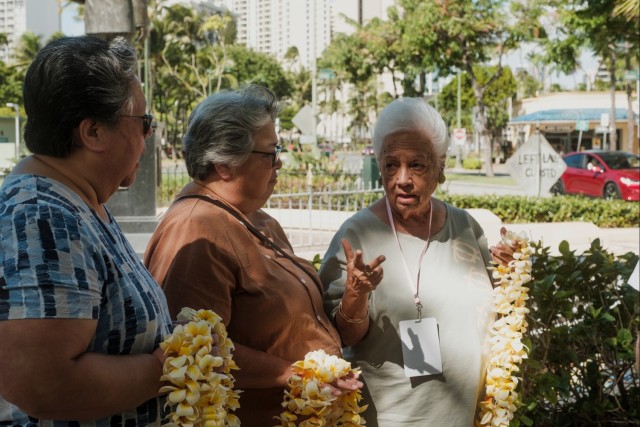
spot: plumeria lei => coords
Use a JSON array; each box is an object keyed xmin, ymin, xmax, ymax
[
  {"xmin": 477, "ymin": 230, "xmax": 533, "ymax": 427},
  {"xmin": 276, "ymin": 349, "xmax": 367, "ymax": 426},
  {"xmin": 159, "ymin": 307, "xmax": 241, "ymax": 427}
]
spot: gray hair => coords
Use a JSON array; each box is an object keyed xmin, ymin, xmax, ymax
[
  {"xmin": 372, "ymin": 97, "xmax": 449, "ymax": 160},
  {"xmin": 183, "ymin": 84, "xmax": 280, "ymax": 180},
  {"xmin": 23, "ymin": 36, "xmax": 138, "ymax": 158}
]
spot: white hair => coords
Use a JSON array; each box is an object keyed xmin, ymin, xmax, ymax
[{"xmin": 372, "ymin": 97, "xmax": 449, "ymax": 160}]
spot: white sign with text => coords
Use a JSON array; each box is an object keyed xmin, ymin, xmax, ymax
[{"xmin": 506, "ymin": 133, "xmax": 567, "ymax": 196}]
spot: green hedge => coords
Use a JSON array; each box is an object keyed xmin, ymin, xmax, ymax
[
  {"xmin": 437, "ymin": 193, "xmax": 639, "ymax": 228},
  {"xmin": 516, "ymin": 241, "xmax": 639, "ymax": 426}
]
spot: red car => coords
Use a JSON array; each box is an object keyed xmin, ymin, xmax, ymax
[{"xmin": 551, "ymin": 150, "xmax": 640, "ymax": 201}]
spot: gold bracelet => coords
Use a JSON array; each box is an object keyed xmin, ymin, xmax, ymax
[{"xmin": 338, "ymin": 301, "xmax": 369, "ymax": 324}]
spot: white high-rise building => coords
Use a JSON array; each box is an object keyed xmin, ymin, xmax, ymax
[
  {"xmin": 233, "ymin": 0, "xmax": 331, "ymax": 69},
  {"xmin": 0, "ymin": 0, "xmax": 60, "ymax": 63}
]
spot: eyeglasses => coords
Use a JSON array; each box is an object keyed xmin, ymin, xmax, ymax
[
  {"xmin": 120, "ymin": 114, "xmax": 154, "ymax": 138},
  {"xmin": 251, "ymin": 144, "xmax": 282, "ymax": 167}
]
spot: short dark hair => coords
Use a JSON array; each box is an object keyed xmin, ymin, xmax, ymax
[
  {"xmin": 23, "ymin": 36, "xmax": 138, "ymax": 157},
  {"xmin": 183, "ymin": 84, "xmax": 280, "ymax": 180}
]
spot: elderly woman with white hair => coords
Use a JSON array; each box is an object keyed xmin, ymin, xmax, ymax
[{"xmin": 319, "ymin": 97, "xmax": 496, "ymax": 426}]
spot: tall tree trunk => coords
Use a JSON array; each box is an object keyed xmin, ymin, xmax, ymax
[
  {"xmin": 391, "ymin": 70, "xmax": 398, "ymax": 98},
  {"xmin": 608, "ymin": 52, "xmax": 618, "ymax": 151},
  {"xmin": 625, "ymin": 48, "xmax": 635, "ymax": 153},
  {"xmin": 419, "ymin": 71, "xmax": 426, "ymax": 97},
  {"xmin": 472, "ymin": 80, "xmax": 494, "ymax": 177}
]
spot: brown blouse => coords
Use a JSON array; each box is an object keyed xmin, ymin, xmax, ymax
[{"xmin": 144, "ymin": 182, "xmax": 342, "ymax": 425}]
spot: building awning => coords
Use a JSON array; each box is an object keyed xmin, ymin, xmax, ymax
[{"xmin": 510, "ymin": 108, "xmax": 637, "ymax": 125}]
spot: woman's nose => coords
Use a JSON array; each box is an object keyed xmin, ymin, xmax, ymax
[{"xmin": 396, "ymin": 165, "xmax": 412, "ymax": 183}]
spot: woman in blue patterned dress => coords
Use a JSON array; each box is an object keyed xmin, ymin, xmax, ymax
[{"xmin": 0, "ymin": 36, "xmax": 173, "ymax": 426}]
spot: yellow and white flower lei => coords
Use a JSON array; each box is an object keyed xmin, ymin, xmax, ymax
[
  {"xmin": 477, "ymin": 231, "xmax": 533, "ymax": 427},
  {"xmin": 276, "ymin": 349, "xmax": 367, "ymax": 426},
  {"xmin": 160, "ymin": 307, "xmax": 241, "ymax": 427}
]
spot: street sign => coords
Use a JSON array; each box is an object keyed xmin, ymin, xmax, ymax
[
  {"xmin": 595, "ymin": 126, "xmax": 610, "ymax": 134},
  {"xmin": 575, "ymin": 120, "xmax": 589, "ymax": 132},
  {"xmin": 624, "ymin": 70, "xmax": 639, "ymax": 81},
  {"xmin": 292, "ymin": 105, "xmax": 316, "ymax": 135},
  {"xmin": 452, "ymin": 128, "xmax": 466, "ymax": 146},
  {"xmin": 506, "ymin": 133, "xmax": 566, "ymax": 197}
]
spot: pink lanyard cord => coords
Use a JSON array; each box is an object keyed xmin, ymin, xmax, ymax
[{"xmin": 385, "ymin": 196, "xmax": 433, "ymax": 320}]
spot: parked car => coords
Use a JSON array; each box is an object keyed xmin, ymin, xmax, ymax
[
  {"xmin": 361, "ymin": 145, "xmax": 375, "ymax": 156},
  {"xmin": 551, "ymin": 150, "xmax": 640, "ymax": 201}
]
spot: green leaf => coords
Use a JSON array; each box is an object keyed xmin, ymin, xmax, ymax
[
  {"xmin": 559, "ymin": 240, "xmax": 571, "ymax": 255},
  {"xmin": 520, "ymin": 415, "xmax": 534, "ymax": 426},
  {"xmin": 588, "ymin": 306, "xmax": 602, "ymax": 318},
  {"xmin": 617, "ymin": 328, "xmax": 633, "ymax": 347}
]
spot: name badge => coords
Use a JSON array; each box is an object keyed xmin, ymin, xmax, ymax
[{"xmin": 399, "ymin": 318, "xmax": 442, "ymax": 377}]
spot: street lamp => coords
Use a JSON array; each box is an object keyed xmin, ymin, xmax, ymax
[{"xmin": 5, "ymin": 103, "xmax": 19, "ymax": 160}]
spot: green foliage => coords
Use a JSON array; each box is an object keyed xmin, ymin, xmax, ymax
[
  {"xmin": 438, "ymin": 193, "xmax": 639, "ymax": 228},
  {"xmin": 319, "ymin": 31, "xmax": 378, "ymax": 139},
  {"xmin": 462, "ymin": 158, "xmax": 483, "ymax": 170},
  {"xmin": 224, "ymin": 45, "xmax": 292, "ymax": 97},
  {"xmin": 516, "ymin": 69, "xmax": 542, "ymax": 99},
  {"xmin": 0, "ymin": 61, "xmax": 22, "ymax": 107},
  {"xmin": 519, "ymin": 243, "xmax": 639, "ymax": 425},
  {"xmin": 11, "ymin": 31, "xmax": 43, "ymax": 76},
  {"xmin": 147, "ymin": 1, "xmax": 292, "ymax": 154},
  {"xmin": 438, "ymin": 66, "xmax": 517, "ymax": 136},
  {"xmin": 544, "ymin": 0, "xmax": 639, "ymax": 91}
]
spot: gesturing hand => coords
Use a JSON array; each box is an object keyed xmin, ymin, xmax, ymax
[{"xmin": 341, "ymin": 239, "xmax": 386, "ymax": 296}]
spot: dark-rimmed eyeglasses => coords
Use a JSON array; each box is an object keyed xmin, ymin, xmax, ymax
[
  {"xmin": 120, "ymin": 114, "xmax": 154, "ymax": 138},
  {"xmin": 251, "ymin": 144, "xmax": 282, "ymax": 167}
]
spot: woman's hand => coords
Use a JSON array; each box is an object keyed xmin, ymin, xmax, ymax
[
  {"xmin": 324, "ymin": 370, "xmax": 363, "ymax": 396},
  {"xmin": 490, "ymin": 227, "xmax": 515, "ymax": 266},
  {"xmin": 341, "ymin": 239, "xmax": 386, "ymax": 297}
]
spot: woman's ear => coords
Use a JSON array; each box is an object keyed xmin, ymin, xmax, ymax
[
  {"xmin": 76, "ymin": 118, "xmax": 107, "ymax": 153},
  {"xmin": 213, "ymin": 163, "xmax": 234, "ymax": 181}
]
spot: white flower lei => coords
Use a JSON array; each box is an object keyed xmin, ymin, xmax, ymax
[
  {"xmin": 159, "ymin": 307, "xmax": 241, "ymax": 427},
  {"xmin": 477, "ymin": 231, "xmax": 533, "ymax": 427},
  {"xmin": 276, "ymin": 349, "xmax": 367, "ymax": 426}
]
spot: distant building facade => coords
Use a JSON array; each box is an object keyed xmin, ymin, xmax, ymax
[
  {"xmin": 0, "ymin": 0, "xmax": 60, "ymax": 63},
  {"xmin": 232, "ymin": 0, "xmax": 332, "ymax": 69},
  {"xmin": 510, "ymin": 92, "xmax": 639, "ymax": 154}
]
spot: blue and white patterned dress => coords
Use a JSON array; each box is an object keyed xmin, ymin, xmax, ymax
[{"xmin": 0, "ymin": 175, "xmax": 173, "ymax": 426}]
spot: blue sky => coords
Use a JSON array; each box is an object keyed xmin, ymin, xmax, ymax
[{"xmin": 60, "ymin": 2, "xmax": 84, "ymax": 36}]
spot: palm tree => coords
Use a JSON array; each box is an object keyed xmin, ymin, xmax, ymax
[
  {"xmin": 613, "ymin": 0, "xmax": 639, "ymax": 20},
  {"xmin": 11, "ymin": 32, "xmax": 43, "ymax": 74}
]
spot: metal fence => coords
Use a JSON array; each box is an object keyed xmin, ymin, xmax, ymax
[
  {"xmin": 158, "ymin": 164, "xmax": 384, "ymax": 208},
  {"xmin": 158, "ymin": 164, "xmax": 385, "ymax": 254}
]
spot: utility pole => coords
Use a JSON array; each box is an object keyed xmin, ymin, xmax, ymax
[
  {"xmin": 456, "ymin": 69, "xmax": 462, "ymax": 128},
  {"xmin": 311, "ymin": 0, "xmax": 317, "ymax": 144},
  {"xmin": 455, "ymin": 69, "xmax": 462, "ymax": 168}
]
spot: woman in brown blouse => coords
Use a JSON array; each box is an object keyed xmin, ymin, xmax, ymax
[{"xmin": 144, "ymin": 84, "xmax": 385, "ymax": 425}]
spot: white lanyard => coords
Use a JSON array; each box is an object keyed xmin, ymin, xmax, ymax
[{"xmin": 385, "ymin": 196, "xmax": 433, "ymax": 320}]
